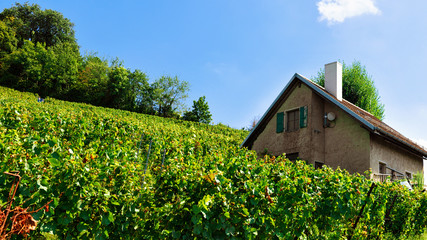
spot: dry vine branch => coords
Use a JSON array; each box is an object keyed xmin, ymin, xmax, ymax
[{"xmin": 0, "ymin": 172, "xmax": 54, "ymax": 239}]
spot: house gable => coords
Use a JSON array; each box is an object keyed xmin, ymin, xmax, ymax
[
  {"xmin": 250, "ymin": 81, "xmax": 313, "ymax": 158},
  {"xmin": 242, "ymin": 72, "xmax": 426, "ymax": 175},
  {"xmin": 241, "ymin": 74, "xmax": 375, "ymax": 149},
  {"xmin": 247, "ymin": 78, "xmax": 371, "ymax": 173},
  {"xmin": 242, "ymin": 73, "xmax": 427, "ymax": 157}
]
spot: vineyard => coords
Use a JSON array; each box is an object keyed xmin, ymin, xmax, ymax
[{"xmin": 0, "ymin": 86, "xmax": 426, "ymax": 239}]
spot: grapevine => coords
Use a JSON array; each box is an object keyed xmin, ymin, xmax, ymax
[{"xmin": 0, "ymin": 86, "xmax": 426, "ymax": 239}]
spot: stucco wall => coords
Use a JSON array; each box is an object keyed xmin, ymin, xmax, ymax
[
  {"xmin": 322, "ymin": 101, "xmax": 371, "ymax": 174},
  {"xmin": 370, "ymin": 134, "xmax": 423, "ymax": 176},
  {"xmin": 309, "ymin": 93, "xmax": 326, "ymax": 164},
  {"xmin": 251, "ymin": 83, "xmax": 313, "ymax": 161}
]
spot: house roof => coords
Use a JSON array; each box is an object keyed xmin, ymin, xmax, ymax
[{"xmin": 241, "ymin": 73, "xmax": 427, "ymax": 158}]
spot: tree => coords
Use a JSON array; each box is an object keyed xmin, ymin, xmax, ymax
[
  {"xmin": 183, "ymin": 96, "xmax": 212, "ymax": 124},
  {"xmin": 0, "ymin": 40, "xmax": 79, "ymax": 98},
  {"xmin": 132, "ymin": 70, "xmax": 155, "ymax": 115},
  {"xmin": 312, "ymin": 60, "xmax": 385, "ymax": 120},
  {"xmin": 0, "ymin": 3, "xmax": 80, "ymax": 99},
  {"xmin": 72, "ymin": 53, "xmax": 110, "ymax": 105},
  {"xmin": 152, "ymin": 76, "xmax": 189, "ymax": 118},
  {"xmin": 105, "ymin": 60, "xmax": 131, "ymax": 110},
  {"xmin": 45, "ymin": 41, "xmax": 80, "ymax": 98},
  {"xmin": 0, "ymin": 3, "xmax": 76, "ymax": 48},
  {"xmin": 0, "ymin": 20, "xmax": 17, "ymax": 58}
]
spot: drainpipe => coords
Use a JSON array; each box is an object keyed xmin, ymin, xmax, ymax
[
  {"xmin": 323, "ymin": 113, "xmax": 328, "ymax": 128},
  {"xmin": 323, "ymin": 103, "xmax": 327, "ymax": 166}
]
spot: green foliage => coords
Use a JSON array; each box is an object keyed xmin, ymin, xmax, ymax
[
  {"xmin": 0, "ymin": 86, "xmax": 426, "ymax": 239},
  {"xmin": 0, "ymin": 20, "xmax": 17, "ymax": 58},
  {"xmin": 72, "ymin": 53, "xmax": 110, "ymax": 105},
  {"xmin": 312, "ymin": 60, "xmax": 385, "ymax": 120},
  {"xmin": 0, "ymin": 3, "xmax": 76, "ymax": 47},
  {"xmin": 152, "ymin": 75, "xmax": 190, "ymax": 118},
  {"xmin": 0, "ymin": 40, "xmax": 79, "ymax": 98},
  {"xmin": 0, "ymin": 3, "xmax": 80, "ymax": 101},
  {"xmin": 133, "ymin": 70, "xmax": 156, "ymax": 115},
  {"xmin": 413, "ymin": 172, "xmax": 425, "ymax": 191},
  {"xmin": 105, "ymin": 61, "xmax": 131, "ymax": 110},
  {"xmin": 183, "ymin": 96, "xmax": 212, "ymax": 124}
]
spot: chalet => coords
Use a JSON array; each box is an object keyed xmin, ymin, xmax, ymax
[{"xmin": 242, "ymin": 62, "xmax": 427, "ymax": 181}]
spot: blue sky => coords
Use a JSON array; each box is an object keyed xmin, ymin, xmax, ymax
[{"xmin": 1, "ymin": 0, "xmax": 427, "ymax": 150}]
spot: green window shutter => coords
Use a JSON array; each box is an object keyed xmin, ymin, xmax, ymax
[
  {"xmin": 299, "ymin": 106, "xmax": 308, "ymax": 128},
  {"xmin": 276, "ymin": 112, "xmax": 284, "ymax": 133}
]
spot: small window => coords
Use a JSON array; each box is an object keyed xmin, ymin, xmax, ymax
[
  {"xmin": 315, "ymin": 161, "xmax": 324, "ymax": 169},
  {"xmin": 286, "ymin": 152, "xmax": 299, "ymax": 161},
  {"xmin": 406, "ymin": 171, "xmax": 412, "ymax": 179},
  {"xmin": 379, "ymin": 162, "xmax": 386, "ymax": 174},
  {"xmin": 286, "ymin": 109, "xmax": 300, "ymax": 132}
]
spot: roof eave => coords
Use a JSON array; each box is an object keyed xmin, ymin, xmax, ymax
[{"xmin": 374, "ymin": 127, "xmax": 427, "ymax": 157}]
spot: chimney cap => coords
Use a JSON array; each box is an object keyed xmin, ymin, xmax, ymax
[{"xmin": 325, "ymin": 61, "xmax": 342, "ymax": 66}]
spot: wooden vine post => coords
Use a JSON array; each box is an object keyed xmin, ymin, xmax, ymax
[{"xmin": 348, "ymin": 182, "xmax": 376, "ymax": 240}]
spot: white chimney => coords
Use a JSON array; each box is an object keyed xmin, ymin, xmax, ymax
[{"xmin": 324, "ymin": 61, "xmax": 342, "ymax": 101}]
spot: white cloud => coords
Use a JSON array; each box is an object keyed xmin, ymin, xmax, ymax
[{"xmin": 317, "ymin": 0, "xmax": 381, "ymax": 24}]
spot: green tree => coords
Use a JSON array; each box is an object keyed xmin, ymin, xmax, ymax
[
  {"xmin": 0, "ymin": 20, "xmax": 17, "ymax": 58},
  {"xmin": 127, "ymin": 69, "xmax": 151, "ymax": 113},
  {"xmin": 0, "ymin": 40, "xmax": 79, "ymax": 98},
  {"xmin": 105, "ymin": 60, "xmax": 131, "ymax": 110},
  {"xmin": 46, "ymin": 41, "xmax": 80, "ymax": 98},
  {"xmin": 0, "ymin": 3, "xmax": 80, "ymax": 99},
  {"xmin": 152, "ymin": 76, "xmax": 190, "ymax": 118},
  {"xmin": 72, "ymin": 53, "xmax": 110, "ymax": 105},
  {"xmin": 183, "ymin": 96, "xmax": 212, "ymax": 124},
  {"xmin": 132, "ymin": 70, "xmax": 155, "ymax": 115},
  {"xmin": 0, "ymin": 3, "xmax": 76, "ymax": 48},
  {"xmin": 312, "ymin": 60, "xmax": 385, "ymax": 120},
  {"xmin": 0, "ymin": 40, "xmax": 46, "ymax": 93},
  {"xmin": 103, "ymin": 59, "xmax": 152, "ymax": 112}
]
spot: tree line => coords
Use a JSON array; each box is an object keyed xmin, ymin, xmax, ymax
[{"xmin": 0, "ymin": 3, "xmax": 212, "ymax": 123}]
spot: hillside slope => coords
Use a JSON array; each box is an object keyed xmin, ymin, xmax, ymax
[
  {"xmin": 0, "ymin": 86, "xmax": 248, "ymax": 238},
  {"xmin": 0, "ymin": 86, "xmax": 426, "ymax": 239}
]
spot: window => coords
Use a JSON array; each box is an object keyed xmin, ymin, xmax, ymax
[
  {"xmin": 286, "ymin": 109, "xmax": 299, "ymax": 132},
  {"xmin": 315, "ymin": 161, "xmax": 324, "ymax": 169},
  {"xmin": 379, "ymin": 162, "xmax": 386, "ymax": 174},
  {"xmin": 286, "ymin": 152, "xmax": 299, "ymax": 161}
]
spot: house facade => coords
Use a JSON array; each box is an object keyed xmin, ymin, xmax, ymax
[{"xmin": 242, "ymin": 62, "xmax": 426, "ymax": 180}]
